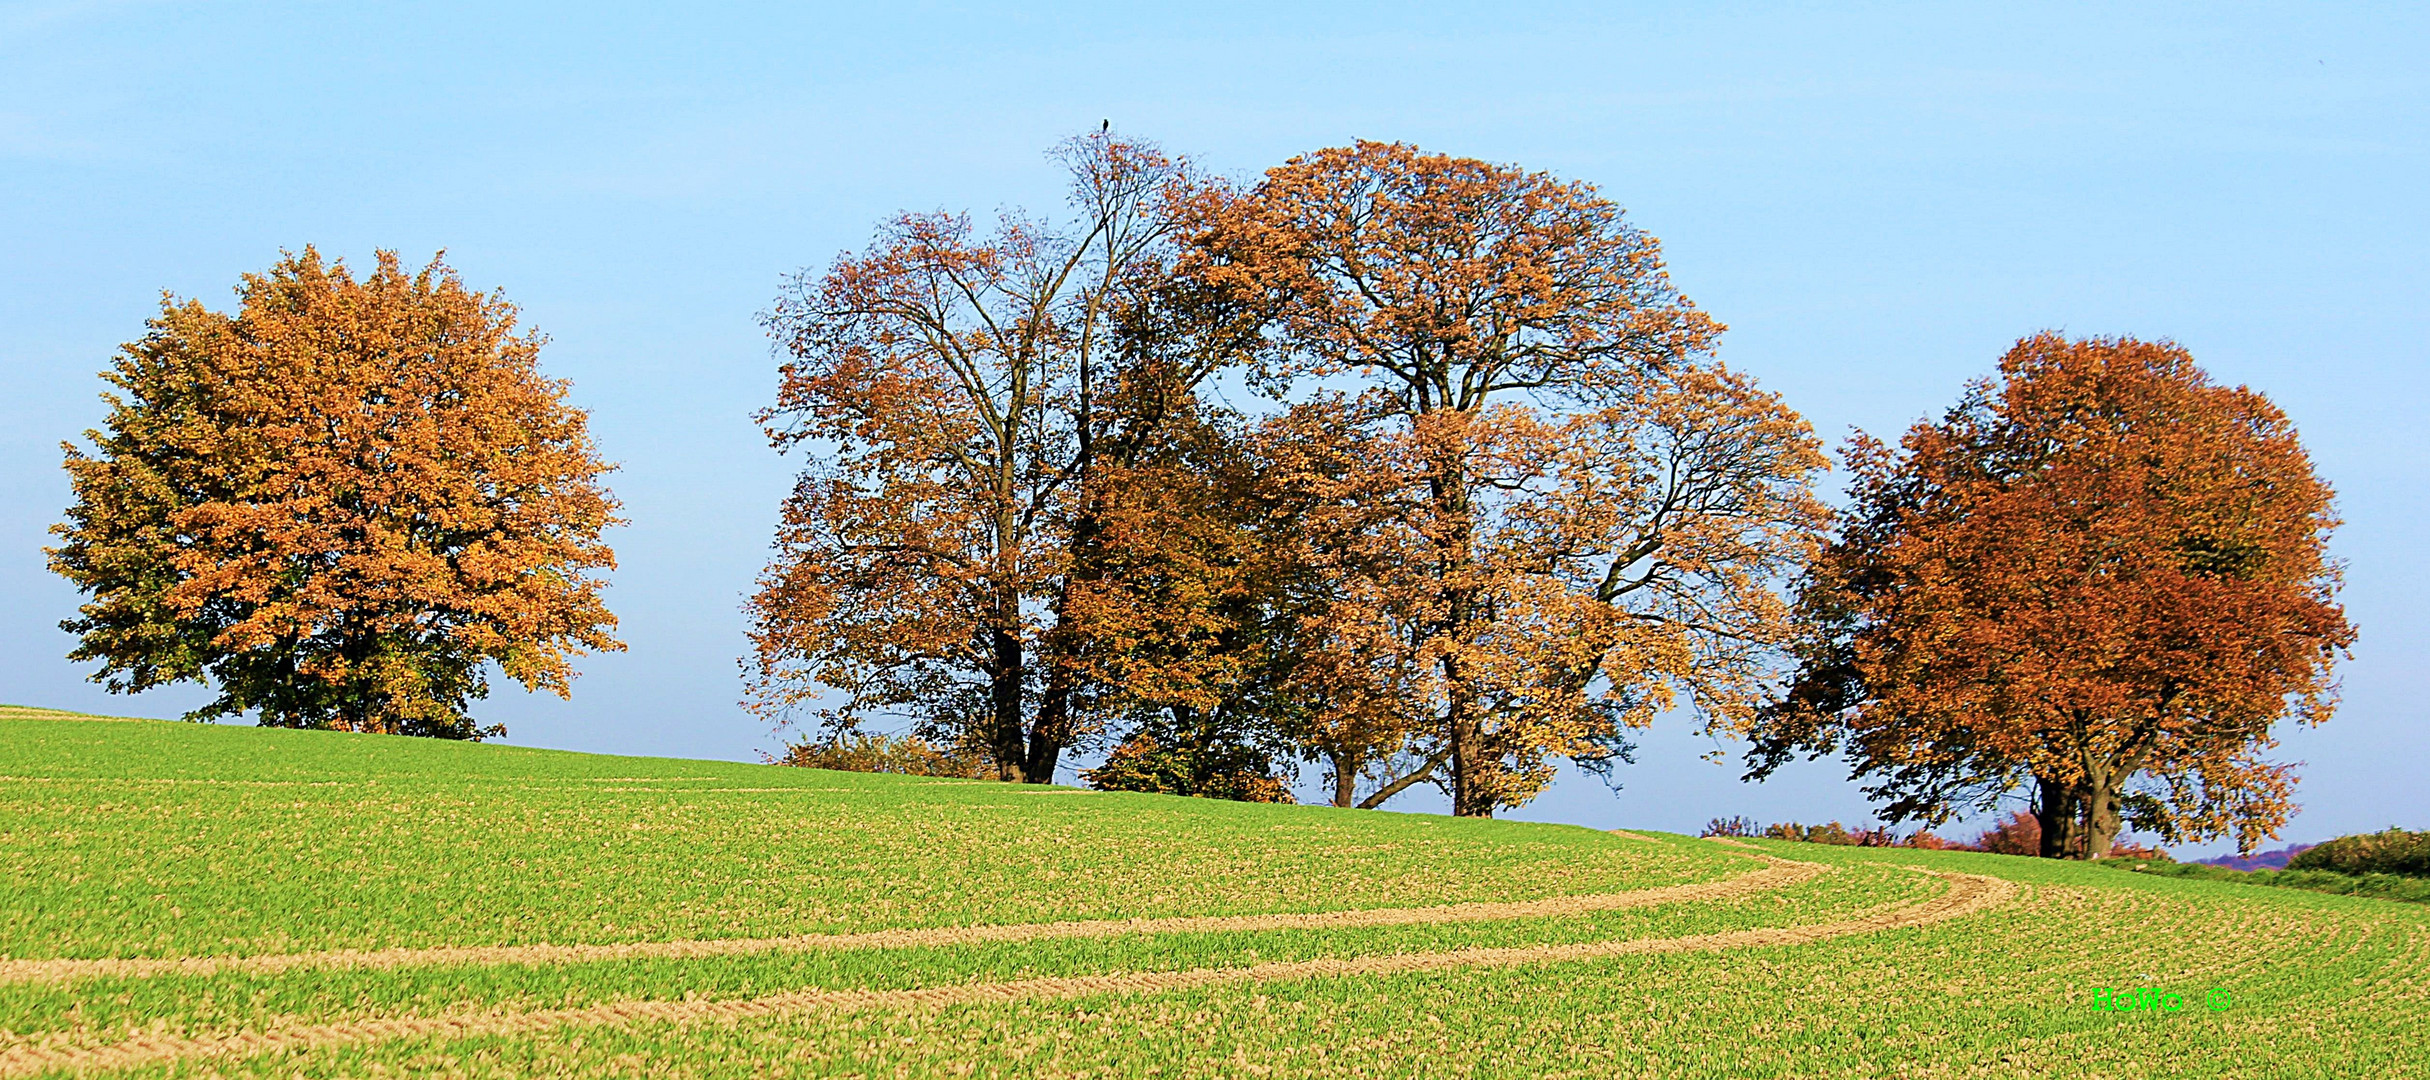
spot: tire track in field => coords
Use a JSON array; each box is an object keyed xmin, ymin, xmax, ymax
[
  {"xmin": 0, "ymin": 858, "xmax": 1813, "ymax": 987},
  {"xmin": 0, "ymin": 866, "xmax": 2011, "ymax": 1078}
]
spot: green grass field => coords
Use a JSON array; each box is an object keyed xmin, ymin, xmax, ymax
[{"xmin": 1, "ymin": 709, "xmax": 2421, "ymax": 1078}]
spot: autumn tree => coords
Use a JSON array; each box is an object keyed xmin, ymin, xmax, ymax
[
  {"xmin": 1056, "ymin": 395, "xmax": 1298, "ymax": 800},
  {"xmin": 746, "ymin": 133, "xmax": 1210, "ymax": 781},
  {"xmin": 1747, "ymin": 334, "xmax": 2354, "ymax": 857},
  {"xmin": 48, "ymin": 249, "xmax": 622, "ymax": 738},
  {"xmin": 1059, "ymin": 394, "xmax": 1436, "ymax": 808},
  {"xmin": 1041, "ymin": 173, "xmax": 1293, "ymax": 793},
  {"xmin": 1207, "ymin": 141, "xmax": 1828, "ymax": 815},
  {"xmin": 1254, "ymin": 399, "xmax": 1446, "ymax": 808}
]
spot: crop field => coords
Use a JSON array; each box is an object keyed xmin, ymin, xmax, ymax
[{"xmin": 2, "ymin": 711, "xmax": 2422, "ymax": 1078}]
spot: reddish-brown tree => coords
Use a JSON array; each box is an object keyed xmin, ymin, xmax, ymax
[
  {"xmin": 1207, "ymin": 141, "xmax": 1828, "ymax": 815},
  {"xmin": 1749, "ymin": 335, "xmax": 2354, "ymax": 857},
  {"xmin": 1053, "ymin": 398, "xmax": 1301, "ymax": 801},
  {"xmin": 48, "ymin": 249, "xmax": 622, "ymax": 738},
  {"xmin": 1254, "ymin": 398, "xmax": 1446, "ymax": 807},
  {"xmin": 1059, "ymin": 393, "xmax": 1439, "ymax": 808},
  {"xmin": 746, "ymin": 134, "xmax": 1207, "ymax": 781}
]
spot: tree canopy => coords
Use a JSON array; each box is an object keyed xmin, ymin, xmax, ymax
[
  {"xmin": 1748, "ymin": 334, "xmax": 2353, "ymax": 856},
  {"xmin": 745, "ymin": 133, "xmax": 1205, "ymax": 781},
  {"xmin": 49, "ymin": 249, "xmax": 622, "ymax": 738},
  {"xmin": 1202, "ymin": 141, "xmax": 1829, "ymax": 815},
  {"xmin": 748, "ymin": 138, "xmax": 2344, "ymax": 830}
]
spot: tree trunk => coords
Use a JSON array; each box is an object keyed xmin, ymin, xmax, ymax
[
  {"xmin": 2083, "ymin": 779, "xmax": 2124, "ymax": 860},
  {"xmin": 1023, "ymin": 647, "xmax": 1072, "ymax": 785},
  {"xmin": 1331, "ymin": 750, "xmax": 1359, "ymax": 808},
  {"xmin": 1031, "ymin": 486, "xmax": 1094, "ymax": 789},
  {"xmin": 1183, "ymin": 704, "xmax": 1216, "ymax": 793},
  {"xmin": 341, "ymin": 631, "xmax": 377, "ymax": 733},
  {"xmin": 1434, "ymin": 452, "xmax": 1492, "ymax": 818},
  {"xmin": 2034, "ymin": 774, "xmax": 2084, "ymax": 859},
  {"xmin": 988, "ymin": 623, "xmax": 1029, "ymax": 783},
  {"xmin": 1446, "ymin": 686, "xmax": 1492, "ymax": 817},
  {"xmin": 1022, "ymin": 734, "xmax": 1060, "ymax": 787}
]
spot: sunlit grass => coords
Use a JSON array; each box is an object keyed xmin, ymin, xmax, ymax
[
  {"xmin": 0, "ymin": 718, "xmax": 1737, "ymax": 961},
  {"xmin": 4, "ymin": 715, "xmax": 2420, "ymax": 1079}
]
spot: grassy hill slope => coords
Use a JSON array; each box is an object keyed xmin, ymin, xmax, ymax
[{"xmin": 0, "ymin": 713, "xmax": 2420, "ymax": 1078}]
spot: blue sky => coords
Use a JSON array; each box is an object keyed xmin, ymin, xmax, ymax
[{"xmin": 3, "ymin": 1, "xmax": 2422, "ymax": 854}]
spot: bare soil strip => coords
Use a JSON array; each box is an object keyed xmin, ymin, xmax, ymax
[
  {"xmin": 0, "ymin": 866, "xmax": 2007, "ymax": 1078},
  {"xmin": 0, "ymin": 859, "xmax": 1814, "ymax": 987}
]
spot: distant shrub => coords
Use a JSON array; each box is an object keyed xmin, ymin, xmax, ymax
[
  {"xmin": 1971, "ymin": 811, "xmax": 2042, "ymax": 855},
  {"xmin": 1736, "ymin": 814, "xmax": 2170, "ymax": 856},
  {"xmin": 1763, "ymin": 820, "xmax": 1848, "ymax": 844},
  {"xmin": 1762, "ymin": 821, "xmax": 1902, "ymax": 846},
  {"xmin": 2287, "ymin": 828, "xmax": 2430, "ymax": 878},
  {"xmin": 770, "ymin": 732, "xmax": 994, "ymax": 779},
  {"xmin": 1958, "ymin": 810, "xmax": 2168, "ymax": 859},
  {"xmin": 2105, "ymin": 838, "xmax": 2172, "ymax": 861},
  {"xmin": 1082, "ymin": 731, "xmax": 1293, "ymax": 804},
  {"xmin": 2107, "ymin": 858, "xmax": 2430, "ymax": 905},
  {"xmin": 1701, "ymin": 815, "xmax": 1759, "ymax": 838},
  {"xmin": 1723, "ymin": 814, "xmax": 2170, "ymax": 855},
  {"xmin": 1748, "ymin": 820, "xmax": 1964, "ymax": 848}
]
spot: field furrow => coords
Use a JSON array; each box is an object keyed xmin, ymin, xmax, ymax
[
  {"xmin": 0, "ymin": 856, "xmax": 1821, "ymax": 987},
  {"xmin": 0, "ymin": 867, "xmax": 2003, "ymax": 1078}
]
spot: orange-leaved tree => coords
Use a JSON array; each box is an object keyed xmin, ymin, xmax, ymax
[
  {"xmin": 1057, "ymin": 392, "xmax": 1439, "ymax": 808},
  {"xmin": 48, "ymin": 249, "xmax": 622, "ymax": 738},
  {"xmin": 1748, "ymin": 334, "xmax": 2353, "ymax": 857},
  {"xmin": 746, "ymin": 133, "xmax": 1207, "ymax": 781},
  {"xmin": 1254, "ymin": 397, "xmax": 1446, "ymax": 808},
  {"xmin": 1209, "ymin": 141, "xmax": 1829, "ymax": 815},
  {"xmin": 1056, "ymin": 397, "xmax": 1302, "ymax": 801}
]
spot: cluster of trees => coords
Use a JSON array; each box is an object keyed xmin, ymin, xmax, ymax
[
  {"xmin": 47, "ymin": 131, "xmax": 2354, "ymax": 857},
  {"xmin": 740, "ymin": 133, "xmax": 1829, "ymax": 817}
]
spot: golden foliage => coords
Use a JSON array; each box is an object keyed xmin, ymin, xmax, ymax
[
  {"xmin": 1202, "ymin": 141, "xmax": 1829, "ymax": 814},
  {"xmin": 48, "ymin": 249, "xmax": 621, "ymax": 738}
]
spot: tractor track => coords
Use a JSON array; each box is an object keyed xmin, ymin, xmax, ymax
[{"xmin": 0, "ymin": 864, "xmax": 2014, "ymax": 1078}]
